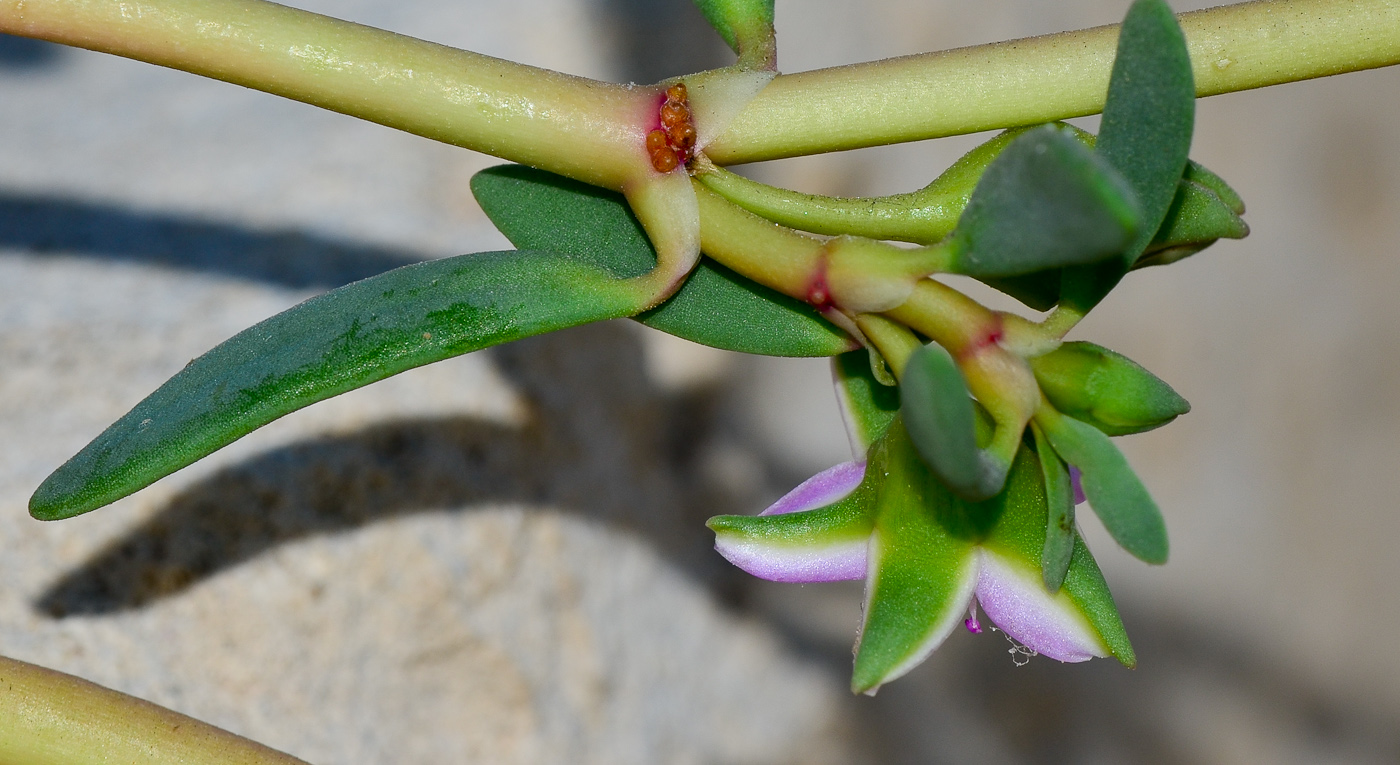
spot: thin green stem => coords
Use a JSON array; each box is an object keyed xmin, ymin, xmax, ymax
[
  {"xmin": 707, "ymin": 0, "xmax": 1400, "ymax": 163},
  {"xmin": 0, "ymin": 655, "xmax": 306, "ymax": 765}
]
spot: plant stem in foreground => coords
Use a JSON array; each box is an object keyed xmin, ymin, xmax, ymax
[
  {"xmin": 0, "ymin": 655, "xmax": 307, "ymax": 765},
  {"xmin": 0, "ymin": 0, "xmax": 655, "ymax": 189}
]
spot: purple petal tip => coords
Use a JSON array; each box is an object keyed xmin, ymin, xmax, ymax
[{"xmin": 761, "ymin": 460, "xmax": 866, "ymax": 516}]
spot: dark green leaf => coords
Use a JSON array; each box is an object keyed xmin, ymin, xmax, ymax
[
  {"xmin": 1060, "ymin": 0, "xmax": 1195, "ymax": 313},
  {"xmin": 901, "ymin": 343, "xmax": 1010, "ymax": 500},
  {"xmin": 31, "ymin": 249, "xmax": 645, "ymax": 520},
  {"xmin": 949, "ymin": 125, "xmax": 1140, "ymax": 278},
  {"xmin": 1040, "ymin": 413, "xmax": 1169, "ymax": 564},
  {"xmin": 1030, "ymin": 341, "xmax": 1189, "ymax": 436},
  {"xmin": 1032, "ymin": 423, "xmax": 1076, "ymax": 591},
  {"xmin": 471, "ymin": 164, "xmax": 854, "ymax": 357}
]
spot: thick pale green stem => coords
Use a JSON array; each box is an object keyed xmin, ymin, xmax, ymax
[
  {"xmin": 0, "ymin": 655, "xmax": 306, "ymax": 765},
  {"xmin": 708, "ymin": 0, "xmax": 1400, "ymax": 163},
  {"xmin": 4, "ymin": 0, "xmax": 1397, "ymax": 175},
  {"xmin": 0, "ymin": 0, "xmax": 656, "ymax": 189}
]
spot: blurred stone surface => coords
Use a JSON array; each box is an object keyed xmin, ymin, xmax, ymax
[{"xmin": 3, "ymin": 0, "xmax": 1400, "ymax": 763}]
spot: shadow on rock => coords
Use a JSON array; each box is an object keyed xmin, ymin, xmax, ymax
[
  {"xmin": 37, "ymin": 322, "xmax": 760, "ymax": 617},
  {"xmin": 0, "ymin": 33, "xmax": 64, "ymax": 70},
  {"xmin": 0, "ymin": 190, "xmax": 427, "ymax": 289}
]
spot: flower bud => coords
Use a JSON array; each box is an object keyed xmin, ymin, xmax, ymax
[{"xmin": 1030, "ymin": 341, "xmax": 1189, "ymax": 436}]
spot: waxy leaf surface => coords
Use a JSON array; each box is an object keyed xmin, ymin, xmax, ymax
[
  {"xmin": 1040, "ymin": 414, "xmax": 1169, "ymax": 564},
  {"xmin": 472, "ymin": 165, "xmax": 853, "ymax": 357},
  {"xmin": 31, "ymin": 249, "xmax": 645, "ymax": 520},
  {"xmin": 1061, "ymin": 0, "xmax": 1195, "ymax": 312},
  {"xmin": 950, "ymin": 125, "xmax": 1140, "ymax": 278}
]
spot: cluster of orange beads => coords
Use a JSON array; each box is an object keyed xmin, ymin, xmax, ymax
[{"xmin": 646, "ymin": 83, "xmax": 697, "ymax": 173}]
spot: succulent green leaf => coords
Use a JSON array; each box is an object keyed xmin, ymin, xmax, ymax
[
  {"xmin": 901, "ymin": 343, "xmax": 1010, "ymax": 500},
  {"xmin": 853, "ymin": 421, "xmax": 979, "ymax": 693},
  {"xmin": 1030, "ymin": 341, "xmax": 1190, "ymax": 436},
  {"xmin": 948, "ymin": 125, "xmax": 1140, "ymax": 278},
  {"xmin": 30, "ymin": 249, "xmax": 648, "ymax": 520},
  {"xmin": 978, "ymin": 443, "xmax": 1135, "ymax": 666},
  {"xmin": 1061, "ymin": 0, "xmax": 1195, "ymax": 313},
  {"xmin": 471, "ymin": 165, "xmax": 854, "ymax": 357},
  {"xmin": 1184, "ymin": 160, "xmax": 1245, "ymax": 215},
  {"xmin": 1136, "ymin": 180, "xmax": 1249, "ymax": 268},
  {"xmin": 1040, "ymin": 413, "xmax": 1169, "ymax": 565},
  {"xmin": 834, "ymin": 349, "xmax": 900, "ymax": 452},
  {"xmin": 1031, "ymin": 423, "xmax": 1076, "ymax": 592}
]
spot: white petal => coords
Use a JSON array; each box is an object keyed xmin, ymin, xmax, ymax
[{"xmin": 975, "ymin": 549, "xmax": 1110, "ymax": 662}]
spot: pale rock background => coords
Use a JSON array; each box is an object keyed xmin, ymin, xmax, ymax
[{"xmin": 1, "ymin": 0, "xmax": 1399, "ymax": 762}]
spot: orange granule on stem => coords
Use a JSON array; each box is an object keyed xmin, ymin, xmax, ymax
[{"xmin": 648, "ymin": 82, "xmax": 696, "ymax": 173}]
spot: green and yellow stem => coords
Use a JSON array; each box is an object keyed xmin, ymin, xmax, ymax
[
  {"xmin": 886, "ymin": 281, "xmax": 1040, "ymax": 467},
  {"xmin": 0, "ymin": 0, "xmax": 660, "ymax": 190},
  {"xmin": 0, "ymin": 655, "xmax": 306, "ymax": 765},
  {"xmin": 708, "ymin": 0, "xmax": 1400, "ymax": 163},
  {"xmin": 855, "ymin": 313, "xmax": 923, "ymax": 380},
  {"xmin": 693, "ymin": 183, "xmax": 950, "ymax": 312},
  {"xmin": 6, "ymin": 0, "xmax": 1396, "ymax": 174}
]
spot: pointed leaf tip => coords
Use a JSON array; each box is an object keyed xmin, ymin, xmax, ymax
[{"xmin": 31, "ymin": 249, "xmax": 649, "ymax": 520}]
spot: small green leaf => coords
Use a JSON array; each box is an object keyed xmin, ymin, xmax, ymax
[
  {"xmin": 1136, "ymin": 179, "xmax": 1249, "ymax": 268},
  {"xmin": 31, "ymin": 249, "xmax": 646, "ymax": 520},
  {"xmin": 948, "ymin": 125, "xmax": 1140, "ymax": 278},
  {"xmin": 901, "ymin": 343, "xmax": 1010, "ymax": 501},
  {"xmin": 1060, "ymin": 0, "xmax": 1195, "ymax": 313},
  {"xmin": 471, "ymin": 165, "xmax": 854, "ymax": 357},
  {"xmin": 1030, "ymin": 341, "xmax": 1190, "ymax": 436},
  {"xmin": 692, "ymin": 0, "xmax": 776, "ymax": 67},
  {"xmin": 1039, "ymin": 413, "xmax": 1169, "ymax": 565},
  {"xmin": 1185, "ymin": 160, "xmax": 1245, "ymax": 215},
  {"xmin": 833, "ymin": 349, "xmax": 900, "ymax": 452},
  {"xmin": 1031, "ymin": 424, "xmax": 1075, "ymax": 592},
  {"xmin": 853, "ymin": 420, "xmax": 978, "ymax": 693}
]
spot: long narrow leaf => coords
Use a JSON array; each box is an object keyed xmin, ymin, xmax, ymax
[{"xmin": 31, "ymin": 249, "xmax": 647, "ymax": 520}]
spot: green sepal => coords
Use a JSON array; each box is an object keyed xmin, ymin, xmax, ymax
[
  {"xmin": 901, "ymin": 343, "xmax": 1010, "ymax": 501},
  {"xmin": 471, "ymin": 165, "xmax": 854, "ymax": 357},
  {"xmin": 1030, "ymin": 341, "xmax": 1190, "ymax": 436},
  {"xmin": 1060, "ymin": 0, "xmax": 1195, "ymax": 313},
  {"xmin": 1184, "ymin": 160, "xmax": 1245, "ymax": 215},
  {"xmin": 852, "ymin": 420, "xmax": 979, "ymax": 693},
  {"xmin": 1039, "ymin": 412, "xmax": 1169, "ymax": 565},
  {"xmin": 948, "ymin": 125, "xmax": 1140, "ymax": 278},
  {"xmin": 833, "ymin": 349, "xmax": 901, "ymax": 452},
  {"xmin": 1031, "ymin": 423, "xmax": 1076, "ymax": 592},
  {"xmin": 30, "ymin": 249, "xmax": 648, "ymax": 520},
  {"xmin": 978, "ymin": 442, "xmax": 1135, "ymax": 666},
  {"xmin": 1136, "ymin": 179, "xmax": 1249, "ymax": 268}
]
